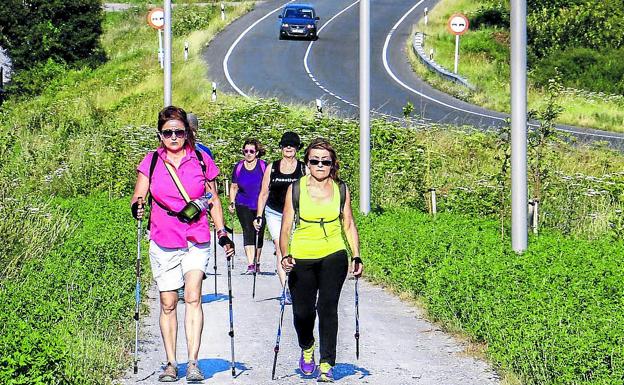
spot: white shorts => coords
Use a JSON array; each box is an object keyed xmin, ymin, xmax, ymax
[
  {"xmin": 149, "ymin": 240, "xmax": 211, "ymax": 292},
  {"xmin": 265, "ymin": 206, "xmax": 283, "ymax": 241}
]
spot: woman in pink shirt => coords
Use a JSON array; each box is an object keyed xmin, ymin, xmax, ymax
[{"xmin": 131, "ymin": 106, "xmax": 234, "ymax": 382}]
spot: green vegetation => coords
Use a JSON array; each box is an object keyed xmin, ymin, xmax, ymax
[
  {"xmin": 0, "ymin": 0, "xmax": 105, "ymax": 95},
  {"xmin": 1, "ymin": 2, "xmax": 624, "ymax": 384},
  {"xmin": 410, "ymin": 0, "xmax": 624, "ymax": 132},
  {"xmin": 359, "ymin": 209, "xmax": 624, "ymax": 385},
  {"xmin": 0, "ymin": 196, "xmax": 147, "ymax": 384}
]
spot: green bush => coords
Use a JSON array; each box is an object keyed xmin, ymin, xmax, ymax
[
  {"xmin": 533, "ymin": 47, "xmax": 624, "ymax": 95},
  {"xmin": 469, "ymin": 6, "xmax": 509, "ymax": 30},
  {"xmin": 359, "ymin": 208, "xmax": 624, "ymax": 385}
]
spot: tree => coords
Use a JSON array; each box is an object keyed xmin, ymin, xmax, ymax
[{"xmin": 0, "ymin": 0, "xmax": 105, "ymax": 72}]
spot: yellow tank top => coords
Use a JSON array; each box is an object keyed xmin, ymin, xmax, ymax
[{"xmin": 290, "ymin": 175, "xmax": 346, "ymax": 259}]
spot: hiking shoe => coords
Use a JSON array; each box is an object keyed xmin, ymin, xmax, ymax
[
  {"xmin": 177, "ymin": 287, "xmax": 185, "ymax": 302},
  {"xmin": 186, "ymin": 360, "xmax": 205, "ymax": 382},
  {"xmin": 244, "ymin": 264, "xmax": 255, "ymax": 275},
  {"xmin": 158, "ymin": 362, "xmax": 178, "ymax": 382},
  {"xmin": 299, "ymin": 344, "xmax": 316, "ymax": 375},
  {"xmin": 317, "ymin": 362, "xmax": 334, "ymax": 383},
  {"xmin": 255, "ymin": 263, "xmax": 261, "ymax": 274}
]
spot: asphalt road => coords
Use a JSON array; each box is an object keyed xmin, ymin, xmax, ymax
[
  {"xmin": 116, "ymin": 233, "xmax": 500, "ymax": 384},
  {"xmin": 204, "ymin": 0, "xmax": 624, "ymax": 148}
]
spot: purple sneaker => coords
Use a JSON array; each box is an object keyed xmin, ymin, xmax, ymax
[
  {"xmin": 299, "ymin": 344, "xmax": 315, "ymax": 375},
  {"xmin": 317, "ymin": 363, "xmax": 334, "ymax": 383},
  {"xmin": 246, "ymin": 264, "xmax": 255, "ymax": 274}
]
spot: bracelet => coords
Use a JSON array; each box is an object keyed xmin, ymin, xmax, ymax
[
  {"xmin": 351, "ymin": 256, "xmax": 363, "ymax": 265},
  {"xmin": 216, "ymin": 228, "xmax": 228, "ymax": 238}
]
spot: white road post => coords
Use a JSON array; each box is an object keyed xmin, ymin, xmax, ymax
[
  {"xmin": 511, "ymin": 0, "xmax": 528, "ymax": 252},
  {"xmin": 184, "ymin": 41, "xmax": 189, "ymax": 61},
  {"xmin": 221, "ymin": 3, "xmax": 226, "ymax": 21},
  {"xmin": 359, "ymin": 0, "xmax": 371, "ymax": 214},
  {"xmin": 424, "ymin": 7, "xmax": 428, "ymax": 26},
  {"xmin": 211, "ymin": 82, "xmax": 217, "ymax": 102},
  {"xmin": 164, "ymin": 0, "xmax": 172, "ymax": 106},
  {"xmin": 429, "ymin": 48, "xmax": 434, "ymax": 60}
]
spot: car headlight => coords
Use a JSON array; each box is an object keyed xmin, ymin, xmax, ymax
[
  {"xmin": 307, "ymin": 24, "xmax": 314, "ymax": 28},
  {"xmin": 282, "ymin": 23, "xmax": 289, "ymax": 27}
]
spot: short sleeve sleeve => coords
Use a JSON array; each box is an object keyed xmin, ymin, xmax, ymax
[{"xmin": 137, "ymin": 151, "xmax": 156, "ymax": 177}]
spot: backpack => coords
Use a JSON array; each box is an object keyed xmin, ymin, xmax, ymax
[
  {"xmin": 292, "ymin": 178, "xmax": 347, "ymax": 229},
  {"xmin": 234, "ymin": 159, "xmax": 266, "ymax": 180}
]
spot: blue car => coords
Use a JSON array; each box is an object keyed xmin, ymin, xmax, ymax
[{"xmin": 278, "ymin": 4, "xmax": 319, "ymax": 40}]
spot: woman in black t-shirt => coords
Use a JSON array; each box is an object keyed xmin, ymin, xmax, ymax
[{"xmin": 254, "ymin": 131, "xmax": 306, "ymax": 303}]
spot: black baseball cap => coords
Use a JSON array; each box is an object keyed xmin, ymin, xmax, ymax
[{"xmin": 279, "ymin": 131, "xmax": 301, "ymax": 149}]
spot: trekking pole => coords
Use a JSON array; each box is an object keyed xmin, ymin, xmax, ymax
[
  {"xmin": 133, "ymin": 197, "xmax": 144, "ymax": 374},
  {"xmin": 355, "ymin": 277, "xmax": 360, "ymax": 360},
  {"xmin": 252, "ymin": 230, "xmax": 259, "ymax": 298},
  {"xmin": 213, "ymin": 226, "xmax": 218, "ymax": 295},
  {"xmin": 271, "ymin": 274, "xmax": 289, "ymax": 380},
  {"xmin": 226, "ymin": 251, "xmax": 236, "ymax": 377}
]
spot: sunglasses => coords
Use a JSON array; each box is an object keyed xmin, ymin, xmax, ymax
[
  {"xmin": 309, "ymin": 159, "xmax": 332, "ymax": 167},
  {"xmin": 161, "ymin": 129, "xmax": 186, "ymax": 139},
  {"xmin": 243, "ymin": 149, "xmax": 256, "ymax": 154}
]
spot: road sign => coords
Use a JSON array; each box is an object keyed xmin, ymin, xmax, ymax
[
  {"xmin": 147, "ymin": 8, "xmax": 165, "ymax": 30},
  {"xmin": 447, "ymin": 13, "xmax": 469, "ymax": 35}
]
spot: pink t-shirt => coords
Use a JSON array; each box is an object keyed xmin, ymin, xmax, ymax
[{"xmin": 138, "ymin": 147, "xmax": 219, "ymax": 248}]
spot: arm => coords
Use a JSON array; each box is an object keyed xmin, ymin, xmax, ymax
[
  {"xmin": 256, "ymin": 163, "xmax": 272, "ymax": 217},
  {"xmin": 130, "ymin": 172, "xmax": 149, "ymax": 219},
  {"xmin": 253, "ymin": 163, "xmax": 272, "ymax": 230},
  {"xmin": 341, "ymin": 187, "xmax": 363, "ymax": 277},
  {"xmin": 228, "ymin": 183, "xmax": 239, "ymax": 213},
  {"xmin": 279, "ymin": 184, "xmax": 296, "ymax": 270}
]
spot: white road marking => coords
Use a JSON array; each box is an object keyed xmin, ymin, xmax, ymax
[{"xmin": 223, "ymin": 1, "xmax": 294, "ymax": 98}]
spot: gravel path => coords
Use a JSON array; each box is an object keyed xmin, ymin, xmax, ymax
[{"xmin": 116, "ymin": 233, "xmax": 500, "ymax": 384}]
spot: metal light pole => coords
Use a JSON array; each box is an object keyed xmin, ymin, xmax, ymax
[
  {"xmin": 164, "ymin": 0, "xmax": 172, "ymax": 106},
  {"xmin": 511, "ymin": 0, "xmax": 527, "ymax": 252},
  {"xmin": 359, "ymin": 0, "xmax": 371, "ymax": 214}
]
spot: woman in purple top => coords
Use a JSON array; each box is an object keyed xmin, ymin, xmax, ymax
[
  {"xmin": 228, "ymin": 139, "xmax": 267, "ymax": 274},
  {"xmin": 130, "ymin": 106, "xmax": 234, "ymax": 382}
]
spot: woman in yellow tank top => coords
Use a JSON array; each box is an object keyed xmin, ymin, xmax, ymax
[{"xmin": 279, "ymin": 138, "xmax": 363, "ymax": 382}]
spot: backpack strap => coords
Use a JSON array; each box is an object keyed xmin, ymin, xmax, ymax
[
  {"xmin": 293, "ymin": 179, "xmax": 301, "ymax": 227},
  {"xmin": 195, "ymin": 149, "xmax": 207, "ymax": 178},
  {"xmin": 234, "ymin": 160, "xmax": 244, "ymax": 180},
  {"xmin": 338, "ymin": 180, "xmax": 346, "ymax": 217},
  {"xmin": 293, "ymin": 179, "xmax": 346, "ymax": 228}
]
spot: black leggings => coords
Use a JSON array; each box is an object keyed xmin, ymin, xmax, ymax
[
  {"xmin": 235, "ymin": 204, "xmax": 265, "ymax": 248},
  {"xmin": 288, "ymin": 250, "xmax": 348, "ymax": 367}
]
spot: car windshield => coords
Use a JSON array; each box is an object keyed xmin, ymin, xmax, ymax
[{"xmin": 284, "ymin": 8, "xmax": 314, "ymax": 19}]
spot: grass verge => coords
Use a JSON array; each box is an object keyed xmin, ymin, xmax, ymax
[{"xmin": 409, "ymin": 0, "xmax": 624, "ymax": 132}]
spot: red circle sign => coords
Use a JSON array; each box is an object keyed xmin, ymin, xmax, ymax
[
  {"xmin": 147, "ymin": 8, "xmax": 165, "ymax": 30},
  {"xmin": 447, "ymin": 13, "xmax": 469, "ymax": 35}
]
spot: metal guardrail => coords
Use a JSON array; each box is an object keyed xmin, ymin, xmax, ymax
[{"xmin": 412, "ymin": 32, "xmax": 475, "ymax": 90}]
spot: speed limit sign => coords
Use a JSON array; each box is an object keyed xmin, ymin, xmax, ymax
[
  {"xmin": 447, "ymin": 13, "xmax": 469, "ymax": 35},
  {"xmin": 147, "ymin": 8, "xmax": 165, "ymax": 30}
]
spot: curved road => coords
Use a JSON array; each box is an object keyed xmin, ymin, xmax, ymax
[{"xmin": 205, "ymin": 0, "xmax": 624, "ymax": 147}]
